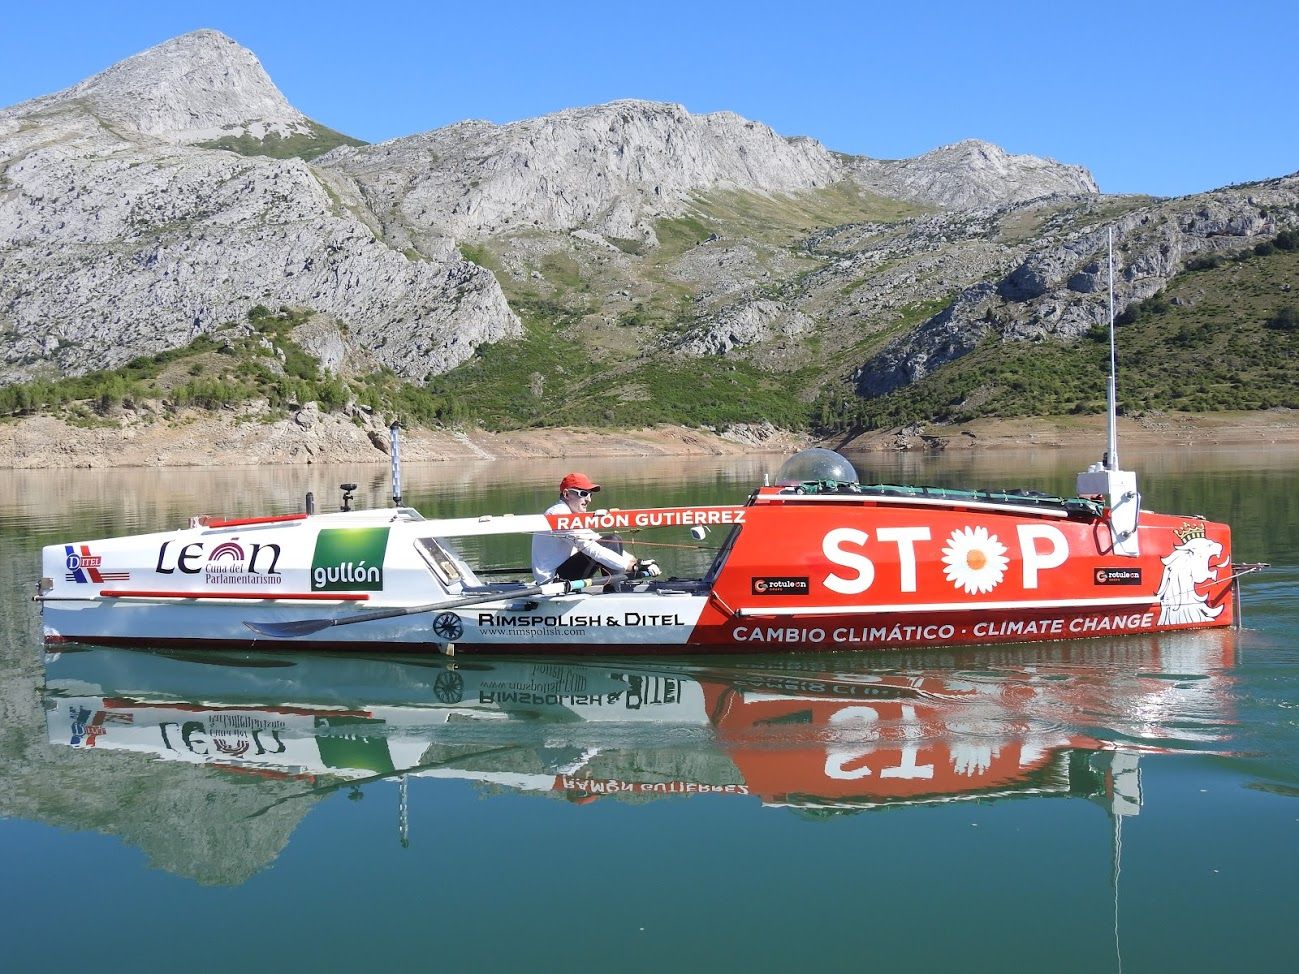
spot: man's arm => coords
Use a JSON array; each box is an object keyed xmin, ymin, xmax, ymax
[{"xmin": 569, "ymin": 528, "xmax": 637, "ymax": 573}]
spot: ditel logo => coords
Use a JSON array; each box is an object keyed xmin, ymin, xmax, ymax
[{"xmin": 311, "ymin": 528, "xmax": 390, "ymax": 591}]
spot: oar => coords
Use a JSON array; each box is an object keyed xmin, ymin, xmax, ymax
[
  {"xmin": 242, "ymin": 573, "xmax": 631, "ymax": 639},
  {"xmin": 622, "ymin": 539, "xmax": 719, "ymax": 551}
]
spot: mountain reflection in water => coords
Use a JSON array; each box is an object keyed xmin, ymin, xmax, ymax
[{"xmin": 42, "ymin": 630, "xmax": 1238, "ymax": 879}]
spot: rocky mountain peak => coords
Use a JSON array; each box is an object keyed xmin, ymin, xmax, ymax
[
  {"xmin": 319, "ymin": 98, "xmax": 846, "ymax": 241},
  {"xmin": 853, "ymin": 137, "xmax": 1099, "ymax": 209},
  {"xmin": 17, "ymin": 29, "xmax": 313, "ymax": 144},
  {"xmin": 919, "ymin": 138, "xmax": 1098, "ymax": 190},
  {"xmin": 320, "ymin": 99, "xmax": 1100, "ymax": 246}
]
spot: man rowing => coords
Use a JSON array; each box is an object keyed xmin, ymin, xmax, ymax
[{"xmin": 532, "ymin": 473, "xmax": 661, "ymax": 583}]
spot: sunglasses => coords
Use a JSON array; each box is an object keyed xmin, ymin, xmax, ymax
[{"xmin": 566, "ymin": 488, "xmax": 592, "ymax": 499}]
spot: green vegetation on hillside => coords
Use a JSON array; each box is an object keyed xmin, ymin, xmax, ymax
[
  {"xmin": 697, "ymin": 183, "xmax": 927, "ymax": 244},
  {"xmin": 424, "ymin": 182, "xmax": 931, "ymax": 430},
  {"xmin": 432, "ymin": 336, "xmax": 813, "ymax": 430},
  {"xmin": 6, "ymin": 217, "xmax": 1297, "ymax": 437},
  {"xmin": 196, "ymin": 120, "xmax": 366, "ymax": 161},
  {"xmin": 814, "ymin": 232, "xmax": 1299, "ymax": 433},
  {"xmin": 0, "ymin": 306, "xmax": 454, "ymax": 426},
  {"xmin": 645, "ymin": 184, "xmax": 927, "ymax": 262},
  {"xmin": 423, "ymin": 298, "xmax": 811, "ymax": 431}
]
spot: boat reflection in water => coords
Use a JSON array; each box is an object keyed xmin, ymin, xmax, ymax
[{"xmin": 43, "ymin": 630, "xmax": 1239, "ymax": 830}]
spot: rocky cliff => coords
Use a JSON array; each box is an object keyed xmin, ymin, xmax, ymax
[
  {"xmin": 0, "ymin": 31, "xmax": 519, "ymax": 386},
  {"xmin": 856, "ymin": 180, "xmax": 1299, "ymax": 396}
]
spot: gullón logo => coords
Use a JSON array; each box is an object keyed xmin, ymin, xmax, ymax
[{"xmin": 310, "ymin": 528, "xmax": 390, "ymax": 592}]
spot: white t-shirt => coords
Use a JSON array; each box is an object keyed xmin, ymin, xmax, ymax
[{"xmin": 532, "ymin": 499, "xmax": 636, "ymax": 582}]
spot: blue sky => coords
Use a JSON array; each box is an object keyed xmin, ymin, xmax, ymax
[{"xmin": 2, "ymin": 0, "xmax": 1295, "ymax": 197}]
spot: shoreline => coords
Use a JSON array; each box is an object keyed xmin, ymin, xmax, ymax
[
  {"xmin": 3, "ymin": 407, "xmax": 1299, "ymax": 469},
  {"xmin": 828, "ymin": 408, "xmax": 1299, "ymax": 453}
]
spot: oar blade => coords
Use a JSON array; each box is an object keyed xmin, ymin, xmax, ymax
[
  {"xmin": 244, "ymin": 604, "xmax": 410, "ymax": 639},
  {"xmin": 244, "ymin": 617, "xmax": 336, "ymax": 638}
]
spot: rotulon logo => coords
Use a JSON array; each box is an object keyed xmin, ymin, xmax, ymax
[
  {"xmin": 752, "ymin": 576, "xmax": 810, "ymax": 595},
  {"xmin": 310, "ymin": 527, "xmax": 390, "ymax": 592},
  {"xmin": 1094, "ymin": 567, "xmax": 1142, "ymax": 585}
]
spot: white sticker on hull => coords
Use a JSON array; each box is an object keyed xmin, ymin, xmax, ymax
[
  {"xmin": 1157, "ymin": 532, "xmax": 1225, "ymax": 625},
  {"xmin": 821, "ymin": 523, "xmax": 1071, "ymax": 595},
  {"xmin": 457, "ymin": 596, "xmax": 706, "ymax": 644}
]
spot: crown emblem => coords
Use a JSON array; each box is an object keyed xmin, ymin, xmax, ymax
[{"xmin": 1174, "ymin": 522, "xmax": 1207, "ymax": 544}]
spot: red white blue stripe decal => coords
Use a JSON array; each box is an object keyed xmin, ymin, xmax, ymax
[{"xmin": 64, "ymin": 544, "xmax": 130, "ymax": 584}]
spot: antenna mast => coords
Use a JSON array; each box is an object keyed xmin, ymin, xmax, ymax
[
  {"xmin": 1077, "ymin": 225, "xmax": 1141, "ymax": 556},
  {"xmin": 1107, "ymin": 227, "xmax": 1118, "ymax": 470}
]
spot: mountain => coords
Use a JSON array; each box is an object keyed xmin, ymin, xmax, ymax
[
  {"xmin": 316, "ymin": 101, "xmax": 1097, "ymax": 247},
  {"xmin": 6, "ymin": 29, "xmax": 315, "ymax": 144},
  {"xmin": 319, "ymin": 102, "xmax": 842, "ymax": 244},
  {"xmin": 0, "ymin": 31, "xmax": 517, "ymax": 386},
  {"xmin": 1, "ymin": 29, "xmax": 1294, "ymax": 438},
  {"xmin": 850, "ymin": 139, "xmax": 1098, "ymax": 210}
]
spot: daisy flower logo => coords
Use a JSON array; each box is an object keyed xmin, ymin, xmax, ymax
[{"xmin": 942, "ymin": 526, "xmax": 1010, "ymax": 595}]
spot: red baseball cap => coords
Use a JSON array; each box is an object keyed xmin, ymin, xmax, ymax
[{"xmin": 559, "ymin": 472, "xmax": 601, "ymax": 493}]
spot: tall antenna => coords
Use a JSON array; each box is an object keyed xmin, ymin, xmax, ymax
[
  {"xmin": 1107, "ymin": 227, "xmax": 1119, "ymax": 471},
  {"xmin": 1078, "ymin": 230, "xmax": 1140, "ymax": 557}
]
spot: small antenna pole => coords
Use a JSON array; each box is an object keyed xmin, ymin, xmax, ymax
[
  {"xmin": 1107, "ymin": 227, "xmax": 1119, "ymax": 471},
  {"xmin": 389, "ymin": 419, "xmax": 403, "ymax": 507}
]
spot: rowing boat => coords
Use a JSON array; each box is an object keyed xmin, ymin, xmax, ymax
[{"xmin": 35, "ymin": 444, "xmax": 1254, "ymax": 655}]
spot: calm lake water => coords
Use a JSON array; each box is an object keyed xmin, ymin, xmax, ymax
[{"xmin": 2, "ymin": 446, "xmax": 1297, "ymax": 973}]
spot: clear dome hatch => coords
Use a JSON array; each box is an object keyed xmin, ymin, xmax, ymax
[{"xmin": 774, "ymin": 449, "xmax": 859, "ymax": 487}]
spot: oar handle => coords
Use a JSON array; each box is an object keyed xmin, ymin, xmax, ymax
[{"xmin": 317, "ymin": 578, "xmax": 574, "ymax": 630}]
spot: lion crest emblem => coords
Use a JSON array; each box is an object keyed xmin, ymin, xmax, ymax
[{"xmin": 1155, "ymin": 527, "xmax": 1224, "ymax": 625}]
